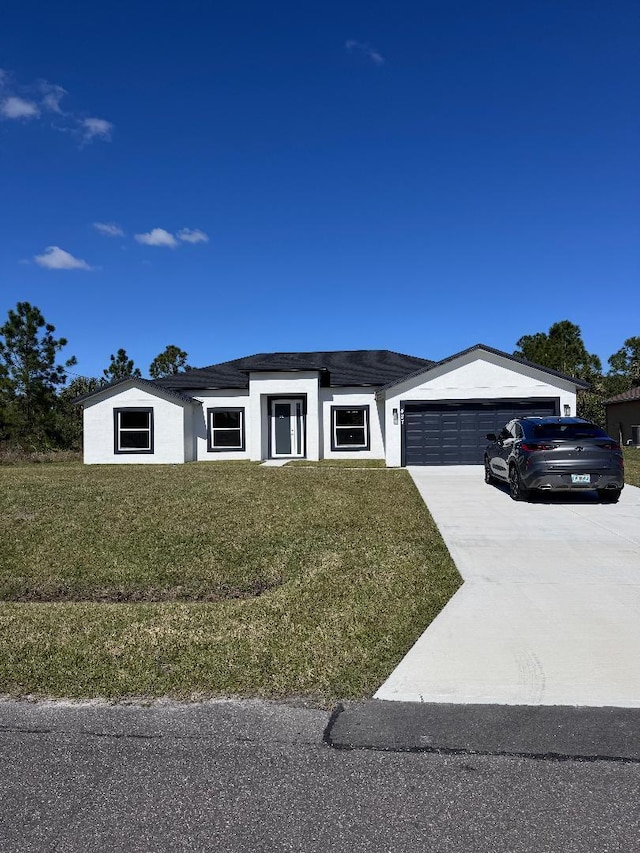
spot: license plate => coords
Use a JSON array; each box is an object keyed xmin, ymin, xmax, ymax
[{"xmin": 571, "ymin": 474, "xmax": 591, "ymax": 484}]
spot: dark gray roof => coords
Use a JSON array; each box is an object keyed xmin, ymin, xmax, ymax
[
  {"xmin": 156, "ymin": 350, "xmax": 434, "ymax": 391},
  {"xmin": 605, "ymin": 386, "xmax": 640, "ymax": 404},
  {"xmin": 375, "ymin": 343, "xmax": 591, "ymax": 395},
  {"xmin": 73, "ymin": 377, "xmax": 199, "ymax": 406}
]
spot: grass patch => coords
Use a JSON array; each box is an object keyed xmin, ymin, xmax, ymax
[
  {"xmin": 286, "ymin": 459, "xmax": 386, "ymax": 468},
  {"xmin": 0, "ymin": 446, "xmax": 81, "ymax": 465},
  {"xmin": 0, "ymin": 463, "xmax": 461, "ymax": 703},
  {"xmin": 623, "ymin": 448, "xmax": 640, "ymax": 487}
]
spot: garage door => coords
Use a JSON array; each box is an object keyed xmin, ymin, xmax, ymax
[{"xmin": 402, "ymin": 399, "xmax": 559, "ymax": 466}]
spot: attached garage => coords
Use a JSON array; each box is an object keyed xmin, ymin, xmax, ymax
[
  {"xmin": 380, "ymin": 345, "xmax": 585, "ymax": 468},
  {"xmin": 401, "ymin": 398, "xmax": 559, "ymax": 466}
]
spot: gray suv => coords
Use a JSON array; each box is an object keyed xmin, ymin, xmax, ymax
[{"xmin": 485, "ymin": 417, "xmax": 624, "ymax": 502}]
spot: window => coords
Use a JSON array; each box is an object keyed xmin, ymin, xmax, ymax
[
  {"xmin": 207, "ymin": 407, "xmax": 245, "ymax": 452},
  {"xmin": 532, "ymin": 422, "xmax": 607, "ymax": 440},
  {"xmin": 114, "ymin": 408, "xmax": 153, "ymax": 454},
  {"xmin": 331, "ymin": 406, "xmax": 370, "ymax": 451}
]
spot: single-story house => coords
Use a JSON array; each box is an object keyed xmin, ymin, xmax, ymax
[
  {"xmin": 75, "ymin": 344, "xmax": 587, "ymax": 466},
  {"xmin": 605, "ymin": 386, "xmax": 640, "ymax": 446}
]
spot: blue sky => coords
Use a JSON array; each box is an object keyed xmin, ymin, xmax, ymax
[{"xmin": 1, "ymin": 0, "xmax": 638, "ymax": 379}]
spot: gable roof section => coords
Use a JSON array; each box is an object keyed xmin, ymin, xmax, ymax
[
  {"xmin": 73, "ymin": 377, "xmax": 199, "ymax": 406},
  {"xmin": 605, "ymin": 386, "xmax": 640, "ymax": 404},
  {"xmin": 157, "ymin": 350, "xmax": 434, "ymax": 391},
  {"xmin": 375, "ymin": 343, "xmax": 591, "ymax": 396}
]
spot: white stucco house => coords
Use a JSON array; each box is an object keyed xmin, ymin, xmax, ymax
[{"xmin": 75, "ymin": 345, "xmax": 587, "ymax": 466}]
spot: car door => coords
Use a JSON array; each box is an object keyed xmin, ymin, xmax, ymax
[{"xmin": 490, "ymin": 421, "xmax": 516, "ymax": 479}]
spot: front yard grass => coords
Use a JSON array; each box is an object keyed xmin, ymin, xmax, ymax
[
  {"xmin": 623, "ymin": 448, "xmax": 640, "ymax": 487},
  {"xmin": 0, "ymin": 463, "xmax": 461, "ymax": 703},
  {"xmin": 286, "ymin": 459, "xmax": 386, "ymax": 468}
]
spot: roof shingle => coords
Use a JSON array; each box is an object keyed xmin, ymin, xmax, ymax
[
  {"xmin": 605, "ymin": 386, "xmax": 640, "ymax": 404},
  {"xmin": 156, "ymin": 350, "xmax": 434, "ymax": 391}
]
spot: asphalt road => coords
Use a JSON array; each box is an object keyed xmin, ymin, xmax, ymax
[{"xmin": 1, "ymin": 699, "xmax": 639, "ymax": 852}]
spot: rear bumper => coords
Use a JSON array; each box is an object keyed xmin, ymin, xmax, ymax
[{"xmin": 521, "ymin": 466, "xmax": 624, "ymax": 492}]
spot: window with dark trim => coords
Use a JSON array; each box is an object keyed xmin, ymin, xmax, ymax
[
  {"xmin": 114, "ymin": 408, "xmax": 154, "ymax": 454},
  {"xmin": 207, "ymin": 407, "xmax": 245, "ymax": 452},
  {"xmin": 331, "ymin": 405, "xmax": 370, "ymax": 451}
]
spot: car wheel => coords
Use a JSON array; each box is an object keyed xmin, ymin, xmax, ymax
[
  {"xmin": 509, "ymin": 465, "xmax": 529, "ymax": 502},
  {"xmin": 484, "ymin": 458, "xmax": 495, "ymax": 484},
  {"xmin": 598, "ymin": 489, "xmax": 621, "ymax": 503}
]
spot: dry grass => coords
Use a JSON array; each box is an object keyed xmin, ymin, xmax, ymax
[
  {"xmin": 0, "ymin": 463, "xmax": 461, "ymax": 703},
  {"xmin": 623, "ymin": 448, "xmax": 640, "ymax": 487},
  {"xmin": 286, "ymin": 459, "xmax": 386, "ymax": 468},
  {"xmin": 0, "ymin": 445, "xmax": 81, "ymax": 465}
]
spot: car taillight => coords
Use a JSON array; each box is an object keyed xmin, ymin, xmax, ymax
[
  {"xmin": 597, "ymin": 442, "xmax": 621, "ymax": 451},
  {"xmin": 520, "ymin": 443, "xmax": 557, "ymax": 451}
]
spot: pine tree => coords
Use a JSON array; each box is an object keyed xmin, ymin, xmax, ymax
[
  {"xmin": 0, "ymin": 302, "xmax": 77, "ymax": 446},
  {"xmin": 149, "ymin": 345, "xmax": 189, "ymax": 379},
  {"xmin": 103, "ymin": 348, "xmax": 141, "ymax": 382}
]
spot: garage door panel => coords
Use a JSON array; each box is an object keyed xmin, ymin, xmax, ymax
[{"xmin": 402, "ymin": 399, "xmax": 559, "ymax": 465}]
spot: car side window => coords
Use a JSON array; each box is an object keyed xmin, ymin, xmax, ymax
[{"xmin": 514, "ymin": 423, "xmax": 523, "ymax": 440}]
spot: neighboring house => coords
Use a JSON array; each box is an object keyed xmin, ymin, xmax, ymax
[
  {"xmin": 605, "ymin": 386, "xmax": 640, "ymax": 446},
  {"xmin": 75, "ymin": 345, "xmax": 587, "ymax": 466}
]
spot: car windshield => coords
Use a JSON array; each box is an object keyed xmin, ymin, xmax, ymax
[{"xmin": 531, "ymin": 423, "xmax": 608, "ymax": 440}]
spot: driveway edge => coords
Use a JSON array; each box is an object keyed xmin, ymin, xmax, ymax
[{"xmin": 325, "ymin": 700, "xmax": 640, "ymax": 762}]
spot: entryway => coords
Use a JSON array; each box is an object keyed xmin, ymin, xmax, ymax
[{"xmin": 270, "ymin": 398, "xmax": 305, "ymax": 458}]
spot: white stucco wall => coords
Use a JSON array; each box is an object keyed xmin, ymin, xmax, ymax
[
  {"xmin": 319, "ymin": 388, "xmax": 385, "ymax": 460},
  {"xmin": 82, "ymin": 384, "xmax": 192, "ymax": 464},
  {"xmin": 190, "ymin": 391, "xmax": 251, "ymax": 461},
  {"xmin": 383, "ymin": 351, "xmax": 579, "ymax": 467},
  {"xmin": 248, "ymin": 372, "xmax": 321, "ymax": 461}
]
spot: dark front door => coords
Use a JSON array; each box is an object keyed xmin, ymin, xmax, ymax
[{"xmin": 271, "ymin": 399, "xmax": 304, "ymax": 457}]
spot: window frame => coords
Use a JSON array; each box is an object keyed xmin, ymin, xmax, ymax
[
  {"xmin": 330, "ymin": 405, "xmax": 370, "ymax": 452},
  {"xmin": 113, "ymin": 407, "xmax": 154, "ymax": 455},
  {"xmin": 207, "ymin": 407, "xmax": 246, "ymax": 452}
]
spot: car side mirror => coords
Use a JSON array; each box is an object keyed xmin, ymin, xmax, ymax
[{"xmin": 486, "ymin": 433, "xmax": 496, "ymax": 442}]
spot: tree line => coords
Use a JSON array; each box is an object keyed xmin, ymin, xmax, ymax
[
  {"xmin": 0, "ymin": 303, "xmax": 638, "ymax": 452},
  {"xmin": 0, "ymin": 302, "xmax": 189, "ymax": 451}
]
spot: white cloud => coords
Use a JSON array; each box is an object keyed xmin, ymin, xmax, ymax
[
  {"xmin": 0, "ymin": 69, "xmax": 114, "ymax": 144},
  {"xmin": 39, "ymin": 82, "xmax": 67, "ymax": 114},
  {"xmin": 34, "ymin": 246, "xmax": 93, "ymax": 270},
  {"xmin": 81, "ymin": 117, "xmax": 113, "ymax": 143},
  {"xmin": 177, "ymin": 227, "xmax": 209, "ymax": 244},
  {"xmin": 134, "ymin": 228, "xmax": 179, "ymax": 248},
  {"xmin": 345, "ymin": 40, "xmax": 385, "ymax": 65},
  {"xmin": 94, "ymin": 222, "xmax": 124, "ymax": 237},
  {"xmin": 1, "ymin": 96, "xmax": 40, "ymax": 119}
]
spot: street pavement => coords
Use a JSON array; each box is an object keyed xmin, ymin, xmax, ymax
[
  {"xmin": 0, "ymin": 699, "xmax": 639, "ymax": 852},
  {"xmin": 376, "ymin": 468, "xmax": 640, "ymax": 706}
]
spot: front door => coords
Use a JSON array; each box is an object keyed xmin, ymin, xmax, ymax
[{"xmin": 271, "ymin": 399, "xmax": 304, "ymax": 458}]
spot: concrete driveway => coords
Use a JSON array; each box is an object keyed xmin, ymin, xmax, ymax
[{"xmin": 376, "ymin": 467, "xmax": 640, "ymax": 707}]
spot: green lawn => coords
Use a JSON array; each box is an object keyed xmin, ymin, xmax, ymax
[
  {"xmin": 0, "ymin": 463, "xmax": 461, "ymax": 703},
  {"xmin": 623, "ymin": 448, "xmax": 640, "ymax": 487},
  {"xmin": 286, "ymin": 459, "xmax": 386, "ymax": 468}
]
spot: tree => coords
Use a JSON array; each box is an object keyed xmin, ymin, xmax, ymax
[
  {"xmin": 513, "ymin": 320, "xmax": 605, "ymax": 426},
  {"xmin": 514, "ymin": 320, "xmax": 602, "ymax": 382},
  {"xmin": 0, "ymin": 302, "xmax": 77, "ymax": 445},
  {"xmin": 103, "ymin": 349, "xmax": 141, "ymax": 382},
  {"xmin": 607, "ymin": 336, "xmax": 640, "ymax": 393},
  {"xmin": 149, "ymin": 345, "xmax": 189, "ymax": 379},
  {"xmin": 54, "ymin": 376, "xmax": 102, "ymax": 450}
]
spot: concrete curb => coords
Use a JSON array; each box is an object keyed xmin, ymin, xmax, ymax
[{"xmin": 325, "ymin": 700, "xmax": 640, "ymax": 762}]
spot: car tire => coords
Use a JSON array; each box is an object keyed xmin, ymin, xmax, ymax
[
  {"xmin": 598, "ymin": 489, "xmax": 621, "ymax": 504},
  {"xmin": 484, "ymin": 458, "xmax": 495, "ymax": 484},
  {"xmin": 509, "ymin": 465, "xmax": 529, "ymax": 502}
]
